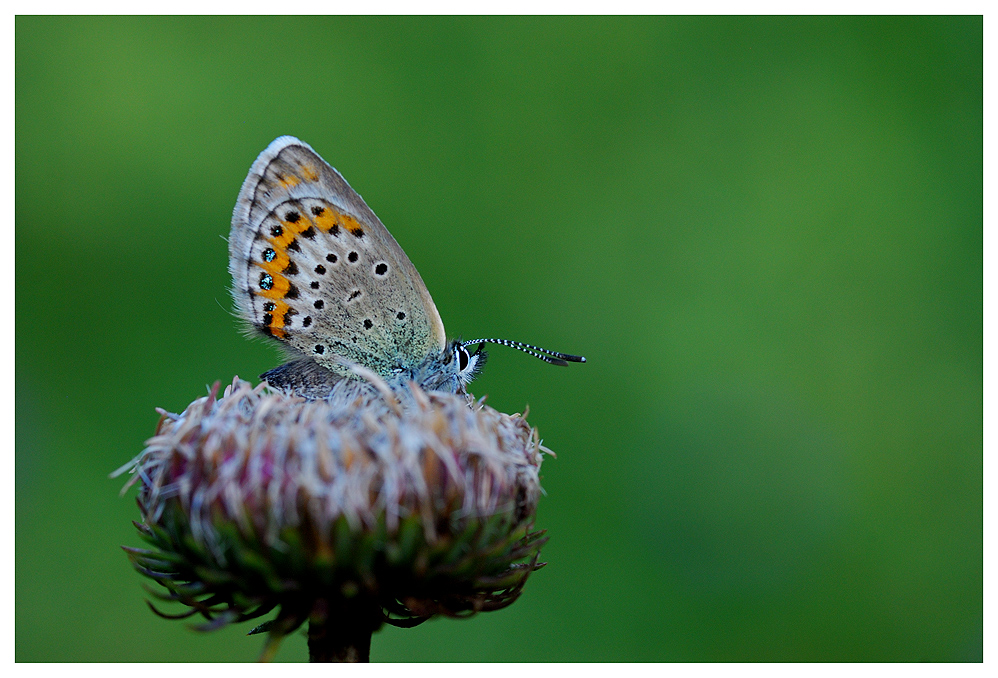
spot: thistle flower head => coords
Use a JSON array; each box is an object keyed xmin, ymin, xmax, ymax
[{"xmin": 117, "ymin": 377, "xmax": 548, "ymax": 661}]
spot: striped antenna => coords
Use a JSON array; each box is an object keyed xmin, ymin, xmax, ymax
[{"xmin": 461, "ymin": 338, "xmax": 586, "ymax": 367}]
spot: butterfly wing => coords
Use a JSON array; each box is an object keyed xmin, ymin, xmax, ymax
[{"xmin": 229, "ymin": 136, "xmax": 447, "ymax": 379}]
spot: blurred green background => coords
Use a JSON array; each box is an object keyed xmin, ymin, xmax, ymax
[{"xmin": 16, "ymin": 16, "xmax": 981, "ymax": 661}]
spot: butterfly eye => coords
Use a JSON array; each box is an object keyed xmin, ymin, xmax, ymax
[{"xmin": 457, "ymin": 345, "xmax": 470, "ymax": 372}]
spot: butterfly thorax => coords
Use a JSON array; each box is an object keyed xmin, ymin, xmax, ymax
[{"xmin": 261, "ymin": 339, "xmax": 486, "ymax": 401}]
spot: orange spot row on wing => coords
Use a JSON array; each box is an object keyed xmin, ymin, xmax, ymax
[
  {"xmin": 269, "ymin": 299, "xmax": 290, "ymax": 327},
  {"xmin": 270, "ymin": 219, "xmax": 304, "ymax": 251},
  {"xmin": 255, "ymin": 294, "xmax": 289, "ymax": 339},
  {"xmin": 311, "ymin": 205, "xmax": 343, "ymax": 233},
  {"xmin": 254, "ymin": 271, "xmax": 292, "ymax": 300},
  {"xmin": 254, "ymin": 249, "xmax": 290, "ymax": 276},
  {"xmin": 340, "ymin": 213, "xmax": 363, "ymax": 235},
  {"xmin": 309, "ymin": 203, "xmax": 363, "ymax": 237},
  {"xmin": 277, "ymin": 173, "xmax": 301, "ymax": 189}
]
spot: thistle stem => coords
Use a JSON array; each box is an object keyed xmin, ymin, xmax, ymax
[{"xmin": 307, "ymin": 599, "xmax": 380, "ymax": 662}]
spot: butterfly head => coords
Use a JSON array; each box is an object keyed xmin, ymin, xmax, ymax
[
  {"xmin": 413, "ymin": 337, "xmax": 585, "ymax": 394},
  {"xmin": 413, "ymin": 339, "xmax": 488, "ymax": 394}
]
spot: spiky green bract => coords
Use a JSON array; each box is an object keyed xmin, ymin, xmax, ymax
[{"xmin": 117, "ymin": 378, "xmax": 549, "ymax": 661}]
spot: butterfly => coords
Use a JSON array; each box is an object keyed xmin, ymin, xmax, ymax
[{"xmin": 229, "ymin": 136, "xmax": 584, "ymax": 399}]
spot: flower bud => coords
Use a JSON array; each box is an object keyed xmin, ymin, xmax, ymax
[{"xmin": 116, "ymin": 377, "xmax": 549, "ymax": 661}]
